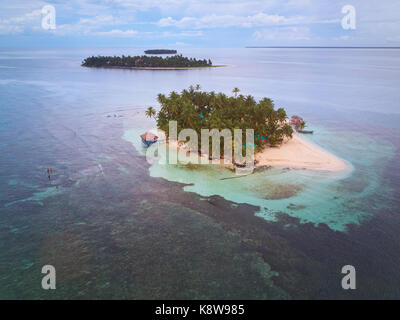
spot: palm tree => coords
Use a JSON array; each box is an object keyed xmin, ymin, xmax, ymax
[
  {"xmin": 147, "ymin": 85, "xmax": 293, "ymax": 154},
  {"xmin": 195, "ymin": 84, "xmax": 201, "ymax": 91},
  {"xmin": 232, "ymin": 87, "xmax": 240, "ymax": 98},
  {"xmin": 157, "ymin": 93, "xmax": 166, "ymax": 105},
  {"xmin": 181, "ymin": 103, "xmax": 197, "ymax": 128},
  {"xmin": 297, "ymin": 120, "xmax": 306, "ymax": 131},
  {"xmin": 145, "ymin": 106, "xmax": 156, "ymax": 119}
]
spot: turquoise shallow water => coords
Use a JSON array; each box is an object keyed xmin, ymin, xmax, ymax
[
  {"xmin": 123, "ymin": 115, "xmax": 395, "ymax": 232},
  {"xmin": 1, "ymin": 48, "xmax": 400, "ymax": 299}
]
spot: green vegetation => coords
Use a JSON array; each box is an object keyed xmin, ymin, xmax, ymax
[
  {"xmin": 82, "ymin": 54, "xmax": 212, "ymax": 68},
  {"xmin": 144, "ymin": 49, "xmax": 177, "ymax": 54},
  {"xmin": 145, "ymin": 106, "xmax": 157, "ymax": 119},
  {"xmin": 298, "ymin": 120, "xmax": 306, "ymax": 131},
  {"xmin": 147, "ymin": 86, "xmax": 293, "ymax": 156}
]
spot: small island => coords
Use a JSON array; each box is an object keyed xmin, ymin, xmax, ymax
[
  {"xmin": 81, "ymin": 54, "xmax": 215, "ymax": 69},
  {"xmin": 143, "ymin": 86, "xmax": 348, "ymax": 171},
  {"xmin": 144, "ymin": 49, "xmax": 177, "ymax": 54},
  {"xmin": 150, "ymin": 86, "xmax": 293, "ymax": 148}
]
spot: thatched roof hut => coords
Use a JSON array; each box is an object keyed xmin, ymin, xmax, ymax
[{"xmin": 140, "ymin": 132, "xmax": 158, "ymax": 142}]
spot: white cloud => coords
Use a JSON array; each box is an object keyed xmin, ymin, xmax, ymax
[
  {"xmin": 0, "ymin": 24, "xmax": 24, "ymax": 35},
  {"xmin": 252, "ymin": 26, "xmax": 311, "ymax": 41},
  {"xmin": 94, "ymin": 29, "xmax": 138, "ymax": 37},
  {"xmin": 359, "ymin": 20, "xmax": 400, "ymax": 45},
  {"xmin": 157, "ymin": 13, "xmax": 305, "ymax": 29},
  {"xmin": 0, "ymin": 9, "xmax": 42, "ymax": 34},
  {"xmin": 1, "ymin": 0, "xmax": 400, "ymax": 46},
  {"xmin": 77, "ymin": 15, "xmax": 123, "ymax": 26},
  {"xmin": 54, "ymin": 14, "xmax": 127, "ymax": 35},
  {"xmin": 0, "ymin": 9, "xmax": 127, "ymax": 36},
  {"xmin": 333, "ymin": 35, "xmax": 350, "ymax": 41},
  {"xmin": 160, "ymin": 30, "xmax": 203, "ymax": 37},
  {"xmin": 3, "ymin": 9, "xmax": 42, "ymax": 24}
]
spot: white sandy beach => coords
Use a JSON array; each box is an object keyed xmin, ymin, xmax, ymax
[
  {"xmin": 152, "ymin": 130, "xmax": 349, "ymax": 172},
  {"xmin": 254, "ymin": 133, "xmax": 349, "ymax": 172}
]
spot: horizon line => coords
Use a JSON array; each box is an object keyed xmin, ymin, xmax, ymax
[{"xmin": 246, "ymin": 46, "xmax": 400, "ymax": 49}]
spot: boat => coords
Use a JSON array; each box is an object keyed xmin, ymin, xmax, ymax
[
  {"xmin": 140, "ymin": 132, "xmax": 158, "ymax": 147},
  {"xmin": 297, "ymin": 129, "xmax": 314, "ymax": 134}
]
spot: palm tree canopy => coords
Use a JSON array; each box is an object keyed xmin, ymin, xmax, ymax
[
  {"xmin": 145, "ymin": 106, "xmax": 156, "ymax": 118},
  {"xmin": 148, "ymin": 86, "xmax": 293, "ymax": 153}
]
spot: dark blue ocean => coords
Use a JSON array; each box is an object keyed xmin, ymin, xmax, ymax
[{"xmin": 1, "ymin": 47, "xmax": 399, "ymax": 299}]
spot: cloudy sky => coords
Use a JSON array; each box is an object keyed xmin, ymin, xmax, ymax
[{"xmin": 0, "ymin": 0, "xmax": 399, "ymax": 47}]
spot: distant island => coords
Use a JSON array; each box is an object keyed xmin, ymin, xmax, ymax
[
  {"xmin": 81, "ymin": 54, "xmax": 216, "ymax": 69},
  {"xmin": 144, "ymin": 49, "xmax": 177, "ymax": 54}
]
